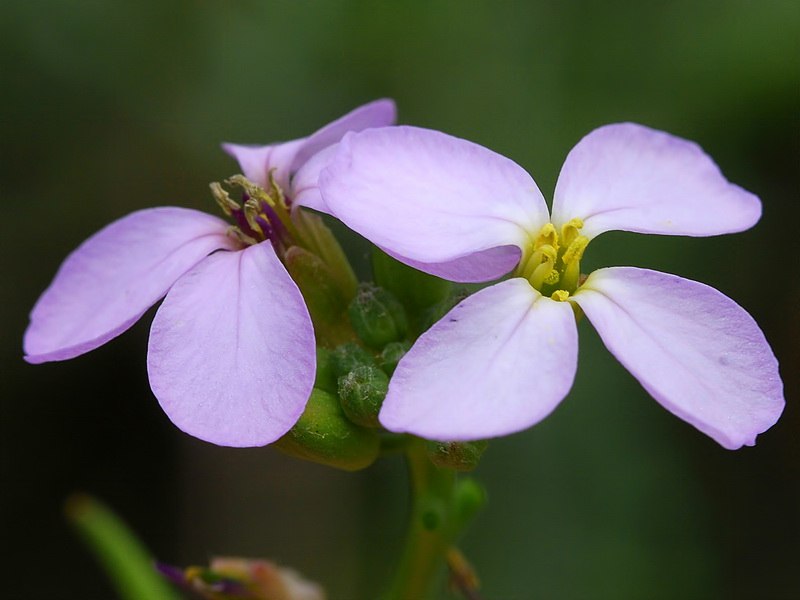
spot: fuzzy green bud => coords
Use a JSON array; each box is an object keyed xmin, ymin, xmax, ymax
[
  {"xmin": 378, "ymin": 340, "xmax": 410, "ymax": 376},
  {"xmin": 426, "ymin": 440, "xmax": 489, "ymax": 472},
  {"xmin": 348, "ymin": 283, "xmax": 408, "ymax": 349},
  {"xmin": 329, "ymin": 343, "xmax": 378, "ymax": 378},
  {"xmin": 272, "ymin": 389, "xmax": 379, "ymax": 471},
  {"xmin": 338, "ymin": 365, "xmax": 389, "ymax": 428}
]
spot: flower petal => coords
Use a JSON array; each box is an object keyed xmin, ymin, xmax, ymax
[
  {"xmin": 290, "ymin": 98, "xmax": 397, "ymax": 172},
  {"xmin": 222, "ymin": 138, "xmax": 306, "ymax": 191},
  {"xmin": 385, "ymin": 245, "xmax": 522, "ymax": 284},
  {"xmin": 224, "ymin": 99, "xmax": 397, "ymax": 194},
  {"xmin": 147, "ymin": 242, "xmax": 315, "ymax": 447},
  {"xmin": 379, "ymin": 278, "xmax": 578, "ymax": 440},
  {"xmin": 551, "ymin": 123, "xmax": 762, "ymax": 238},
  {"xmin": 320, "ymin": 126, "xmax": 547, "ymax": 281},
  {"xmin": 573, "ymin": 267, "xmax": 784, "ymax": 449},
  {"xmin": 24, "ymin": 208, "xmax": 236, "ymax": 364},
  {"xmin": 291, "ymin": 144, "xmax": 338, "ymax": 214}
]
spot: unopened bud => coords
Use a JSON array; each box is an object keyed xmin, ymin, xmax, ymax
[
  {"xmin": 329, "ymin": 343, "xmax": 377, "ymax": 378},
  {"xmin": 426, "ymin": 440, "xmax": 489, "ymax": 472},
  {"xmin": 338, "ymin": 365, "xmax": 389, "ymax": 428},
  {"xmin": 273, "ymin": 389, "xmax": 379, "ymax": 471},
  {"xmin": 348, "ymin": 283, "xmax": 407, "ymax": 349},
  {"xmin": 378, "ymin": 340, "xmax": 410, "ymax": 376}
]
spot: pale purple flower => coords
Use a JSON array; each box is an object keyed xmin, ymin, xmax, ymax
[
  {"xmin": 319, "ymin": 124, "xmax": 785, "ymax": 449},
  {"xmin": 23, "ymin": 99, "xmax": 396, "ymax": 447}
]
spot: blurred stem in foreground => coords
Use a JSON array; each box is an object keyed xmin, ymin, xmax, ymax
[{"xmin": 65, "ymin": 493, "xmax": 181, "ymax": 600}]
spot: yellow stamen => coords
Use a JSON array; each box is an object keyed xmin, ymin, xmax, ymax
[
  {"xmin": 560, "ymin": 218, "xmax": 584, "ymax": 247},
  {"xmin": 210, "ymin": 182, "xmax": 239, "ymax": 216},
  {"xmin": 243, "ymin": 198, "xmax": 265, "ymax": 234},
  {"xmin": 535, "ymin": 223, "xmax": 559, "ymax": 251},
  {"xmin": 551, "ymin": 290, "xmax": 570, "ymax": 302},
  {"xmin": 562, "ymin": 235, "xmax": 589, "ymax": 266}
]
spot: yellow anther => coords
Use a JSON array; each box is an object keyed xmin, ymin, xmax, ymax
[
  {"xmin": 227, "ymin": 174, "xmax": 276, "ymax": 208},
  {"xmin": 243, "ymin": 198, "xmax": 265, "ymax": 234},
  {"xmin": 210, "ymin": 181, "xmax": 239, "ymax": 216},
  {"xmin": 267, "ymin": 168, "xmax": 287, "ymax": 209},
  {"xmin": 561, "ymin": 218, "xmax": 585, "ymax": 247},
  {"xmin": 535, "ymin": 223, "xmax": 558, "ymax": 251},
  {"xmin": 562, "ymin": 236, "xmax": 589, "ymax": 266},
  {"xmin": 551, "ymin": 290, "xmax": 570, "ymax": 302},
  {"xmin": 226, "ymin": 226, "xmax": 257, "ymax": 247}
]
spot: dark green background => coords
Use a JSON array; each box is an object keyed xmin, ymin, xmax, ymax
[{"xmin": 2, "ymin": 1, "xmax": 797, "ymax": 598}]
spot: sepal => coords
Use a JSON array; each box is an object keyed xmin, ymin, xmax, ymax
[
  {"xmin": 284, "ymin": 247, "xmax": 354, "ymax": 347},
  {"xmin": 272, "ymin": 389, "xmax": 379, "ymax": 471},
  {"xmin": 348, "ymin": 283, "xmax": 408, "ymax": 349}
]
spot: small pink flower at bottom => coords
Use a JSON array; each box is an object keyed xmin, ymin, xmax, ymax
[
  {"xmin": 319, "ymin": 123, "xmax": 785, "ymax": 449},
  {"xmin": 23, "ymin": 99, "xmax": 396, "ymax": 447}
]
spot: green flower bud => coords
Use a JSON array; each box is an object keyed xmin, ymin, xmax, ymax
[
  {"xmin": 272, "ymin": 389, "xmax": 379, "ymax": 471},
  {"xmin": 348, "ymin": 283, "xmax": 408, "ymax": 349},
  {"xmin": 329, "ymin": 342, "xmax": 378, "ymax": 378},
  {"xmin": 426, "ymin": 440, "xmax": 489, "ymax": 472},
  {"xmin": 338, "ymin": 365, "xmax": 389, "ymax": 428},
  {"xmin": 378, "ymin": 340, "xmax": 410, "ymax": 376}
]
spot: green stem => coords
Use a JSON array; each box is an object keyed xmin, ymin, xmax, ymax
[
  {"xmin": 381, "ymin": 439, "xmax": 465, "ymax": 600},
  {"xmin": 65, "ymin": 494, "xmax": 181, "ymax": 600}
]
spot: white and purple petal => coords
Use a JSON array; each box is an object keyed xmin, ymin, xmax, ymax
[
  {"xmin": 291, "ymin": 144, "xmax": 338, "ymax": 214},
  {"xmin": 147, "ymin": 241, "xmax": 315, "ymax": 447},
  {"xmin": 24, "ymin": 208, "xmax": 236, "ymax": 364},
  {"xmin": 387, "ymin": 245, "xmax": 522, "ymax": 284},
  {"xmin": 224, "ymin": 99, "xmax": 397, "ymax": 194},
  {"xmin": 290, "ymin": 98, "xmax": 397, "ymax": 173},
  {"xmin": 222, "ymin": 138, "xmax": 306, "ymax": 191},
  {"xmin": 573, "ymin": 267, "xmax": 784, "ymax": 449},
  {"xmin": 379, "ymin": 279, "xmax": 579, "ymax": 440},
  {"xmin": 551, "ymin": 123, "xmax": 762, "ymax": 239},
  {"xmin": 320, "ymin": 126, "xmax": 547, "ymax": 282}
]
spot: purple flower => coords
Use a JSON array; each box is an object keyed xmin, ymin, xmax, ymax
[
  {"xmin": 319, "ymin": 124, "xmax": 785, "ymax": 449},
  {"xmin": 23, "ymin": 99, "xmax": 396, "ymax": 447}
]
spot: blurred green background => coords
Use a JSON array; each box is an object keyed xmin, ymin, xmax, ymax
[{"xmin": 1, "ymin": 1, "xmax": 798, "ymax": 598}]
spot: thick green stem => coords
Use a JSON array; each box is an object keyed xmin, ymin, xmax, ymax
[{"xmin": 381, "ymin": 439, "xmax": 468, "ymax": 600}]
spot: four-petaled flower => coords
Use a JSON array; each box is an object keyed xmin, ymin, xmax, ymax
[
  {"xmin": 23, "ymin": 99, "xmax": 396, "ymax": 447},
  {"xmin": 318, "ymin": 124, "xmax": 784, "ymax": 448}
]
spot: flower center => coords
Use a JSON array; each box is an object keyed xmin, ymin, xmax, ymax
[
  {"xmin": 210, "ymin": 172, "xmax": 297, "ymax": 255},
  {"xmin": 515, "ymin": 218, "xmax": 589, "ymax": 301}
]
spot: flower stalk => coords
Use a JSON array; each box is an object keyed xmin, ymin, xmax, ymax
[{"xmin": 381, "ymin": 438, "xmax": 483, "ymax": 600}]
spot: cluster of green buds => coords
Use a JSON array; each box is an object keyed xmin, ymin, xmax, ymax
[{"xmin": 273, "ymin": 248, "xmax": 490, "ymax": 473}]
